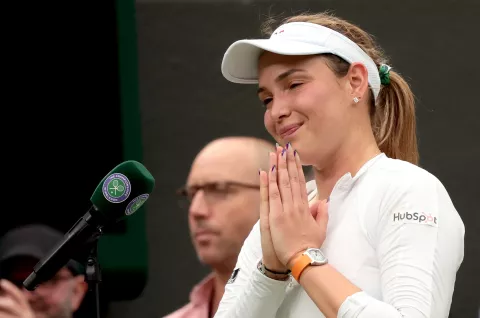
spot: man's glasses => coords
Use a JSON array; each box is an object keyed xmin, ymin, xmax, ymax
[{"xmin": 176, "ymin": 181, "xmax": 260, "ymax": 208}]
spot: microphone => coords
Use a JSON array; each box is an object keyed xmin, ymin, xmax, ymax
[{"xmin": 23, "ymin": 160, "xmax": 155, "ymax": 291}]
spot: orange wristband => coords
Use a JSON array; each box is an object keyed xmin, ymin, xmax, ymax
[{"xmin": 291, "ymin": 254, "xmax": 312, "ymax": 281}]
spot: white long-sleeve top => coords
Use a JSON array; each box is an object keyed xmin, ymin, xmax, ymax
[{"xmin": 214, "ymin": 153, "xmax": 465, "ymax": 318}]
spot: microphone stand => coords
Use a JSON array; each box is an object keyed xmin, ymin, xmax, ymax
[
  {"xmin": 22, "ymin": 212, "xmax": 106, "ymax": 318},
  {"xmin": 85, "ymin": 230, "xmax": 102, "ymax": 318}
]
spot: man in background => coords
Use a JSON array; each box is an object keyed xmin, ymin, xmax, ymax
[
  {"xmin": 165, "ymin": 136, "xmax": 274, "ymax": 318},
  {"xmin": 0, "ymin": 224, "xmax": 88, "ymax": 318}
]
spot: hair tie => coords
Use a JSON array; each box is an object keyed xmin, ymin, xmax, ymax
[{"xmin": 379, "ymin": 64, "xmax": 392, "ymax": 85}]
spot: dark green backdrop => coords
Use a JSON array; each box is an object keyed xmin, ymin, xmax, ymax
[{"xmin": 2, "ymin": 0, "xmax": 148, "ymax": 313}]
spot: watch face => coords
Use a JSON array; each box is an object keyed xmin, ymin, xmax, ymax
[{"xmin": 306, "ymin": 248, "xmax": 327, "ymax": 264}]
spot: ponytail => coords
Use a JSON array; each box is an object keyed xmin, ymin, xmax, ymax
[{"xmin": 373, "ymin": 71, "xmax": 419, "ymax": 165}]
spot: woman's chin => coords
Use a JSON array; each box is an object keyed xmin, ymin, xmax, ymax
[{"xmin": 291, "ymin": 145, "xmax": 315, "ymax": 166}]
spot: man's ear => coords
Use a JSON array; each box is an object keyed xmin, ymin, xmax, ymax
[
  {"xmin": 347, "ymin": 62, "xmax": 369, "ymax": 102},
  {"xmin": 70, "ymin": 275, "xmax": 88, "ymax": 311}
]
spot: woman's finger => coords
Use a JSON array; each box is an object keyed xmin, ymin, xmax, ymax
[
  {"xmin": 277, "ymin": 145, "xmax": 293, "ymax": 212},
  {"xmin": 294, "ymin": 150, "xmax": 308, "ymax": 205},
  {"xmin": 259, "ymin": 168, "xmax": 269, "ymax": 231},
  {"xmin": 286, "ymin": 143, "xmax": 303, "ymax": 209},
  {"xmin": 269, "ymin": 151, "xmax": 284, "ymax": 214}
]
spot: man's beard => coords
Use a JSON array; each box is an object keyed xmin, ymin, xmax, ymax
[
  {"xmin": 32, "ymin": 301, "xmax": 73, "ymax": 318},
  {"xmin": 48, "ymin": 307, "xmax": 72, "ymax": 318}
]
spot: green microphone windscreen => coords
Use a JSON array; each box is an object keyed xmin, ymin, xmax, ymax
[{"xmin": 90, "ymin": 160, "xmax": 155, "ymax": 222}]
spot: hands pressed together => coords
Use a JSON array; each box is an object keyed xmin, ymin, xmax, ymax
[{"xmin": 259, "ymin": 143, "xmax": 329, "ymax": 274}]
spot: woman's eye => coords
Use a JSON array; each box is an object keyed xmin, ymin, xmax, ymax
[
  {"xmin": 289, "ymin": 82, "xmax": 303, "ymax": 89},
  {"xmin": 262, "ymin": 98, "xmax": 273, "ymax": 106}
]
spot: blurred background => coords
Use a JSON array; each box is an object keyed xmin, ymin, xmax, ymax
[{"xmin": 3, "ymin": 0, "xmax": 479, "ymax": 317}]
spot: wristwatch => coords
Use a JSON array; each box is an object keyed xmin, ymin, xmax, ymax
[{"xmin": 291, "ymin": 248, "xmax": 328, "ymax": 281}]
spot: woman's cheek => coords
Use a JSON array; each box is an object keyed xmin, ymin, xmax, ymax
[{"xmin": 264, "ymin": 110, "xmax": 276, "ymax": 137}]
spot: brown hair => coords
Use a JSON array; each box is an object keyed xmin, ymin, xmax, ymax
[{"xmin": 261, "ymin": 13, "xmax": 419, "ymax": 165}]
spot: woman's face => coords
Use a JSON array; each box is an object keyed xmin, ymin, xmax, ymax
[{"xmin": 258, "ymin": 52, "xmax": 359, "ymax": 166}]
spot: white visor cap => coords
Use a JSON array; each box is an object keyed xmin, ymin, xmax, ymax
[{"xmin": 221, "ymin": 22, "xmax": 381, "ymax": 100}]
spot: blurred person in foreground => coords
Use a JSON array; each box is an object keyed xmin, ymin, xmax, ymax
[
  {"xmin": 165, "ymin": 136, "xmax": 275, "ymax": 318},
  {"xmin": 0, "ymin": 224, "xmax": 88, "ymax": 318}
]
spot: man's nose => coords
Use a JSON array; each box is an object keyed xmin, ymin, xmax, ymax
[{"xmin": 189, "ymin": 190, "xmax": 211, "ymax": 218}]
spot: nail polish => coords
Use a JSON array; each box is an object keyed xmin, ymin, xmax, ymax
[
  {"xmin": 271, "ymin": 165, "xmax": 276, "ymax": 172},
  {"xmin": 294, "ymin": 150, "xmax": 297, "ymax": 157},
  {"xmin": 281, "ymin": 148, "xmax": 286, "ymax": 158},
  {"xmin": 286, "ymin": 142, "xmax": 290, "ymax": 149}
]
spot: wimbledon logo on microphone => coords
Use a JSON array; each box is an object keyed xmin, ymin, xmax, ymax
[
  {"xmin": 125, "ymin": 194, "xmax": 149, "ymax": 215},
  {"xmin": 102, "ymin": 173, "xmax": 131, "ymax": 203}
]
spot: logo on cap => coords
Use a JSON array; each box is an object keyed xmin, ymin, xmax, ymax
[
  {"xmin": 125, "ymin": 194, "xmax": 149, "ymax": 215},
  {"xmin": 102, "ymin": 173, "xmax": 131, "ymax": 203}
]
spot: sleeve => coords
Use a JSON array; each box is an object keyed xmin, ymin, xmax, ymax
[
  {"xmin": 214, "ymin": 221, "xmax": 290, "ymax": 318},
  {"xmin": 338, "ymin": 174, "xmax": 465, "ymax": 318}
]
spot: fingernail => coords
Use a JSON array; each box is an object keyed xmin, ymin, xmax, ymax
[
  {"xmin": 286, "ymin": 142, "xmax": 290, "ymax": 149},
  {"xmin": 294, "ymin": 150, "xmax": 297, "ymax": 157},
  {"xmin": 281, "ymin": 148, "xmax": 286, "ymax": 158},
  {"xmin": 275, "ymin": 142, "xmax": 280, "ymax": 148},
  {"xmin": 271, "ymin": 165, "xmax": 276, "ymax": 172},
  {"xmin": 258, "ymin": 169, "xmax": 261, "ymax": 175}
]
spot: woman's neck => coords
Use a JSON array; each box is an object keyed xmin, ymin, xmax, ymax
[{"xmin": 313, "ymin": 132, "xmax": 380, "ymax": 200}]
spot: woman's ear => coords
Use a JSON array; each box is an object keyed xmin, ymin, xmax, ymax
[{"xmin": 347, "ymin": 62, "xmax": 369, "ymax": 101}]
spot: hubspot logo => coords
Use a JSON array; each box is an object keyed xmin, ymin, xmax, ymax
[{"xmin": 393, "ymin": 212, "xmax": 438, "ymax": 227}]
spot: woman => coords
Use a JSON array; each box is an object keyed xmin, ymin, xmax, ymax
[{"xmin": 214, "ymin": 13, "xmax": 465, "ymax": 318}]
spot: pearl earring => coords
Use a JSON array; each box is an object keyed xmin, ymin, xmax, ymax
[{"xmin": 353, "ymin": 97, "xmax": 360, "ymax": 103}]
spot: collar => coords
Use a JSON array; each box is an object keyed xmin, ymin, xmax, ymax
[
  {"xmin": 349, "ymin": 152, "xmax": 386, "ymax": 181},
  {"xmin": 189, "ymin": 273, "xmax": 216, "ymax": 306},
  {"xmin": 308, "ymin": 152, "xmax": 386, "ymax": 199}
]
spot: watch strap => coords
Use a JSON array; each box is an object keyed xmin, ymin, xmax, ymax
[{"xmin": 291, "ymin": 254, "xmax": 312, "ymax": 281}]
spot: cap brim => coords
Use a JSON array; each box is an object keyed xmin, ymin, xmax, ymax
[
  {"xmin": 66, "ymin": 260, "xmax": 84, "ymax": 275},
  {"xmin": 221, "ymin": 39, "xmax": 333, "ymax": 84},
  {"xmin": 1, "ymin": 247, "xmax": 83, "ymax": 276},
  {"xmin": 0, "ymin": 245, "xmax": 43, "ymax": 263}
]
